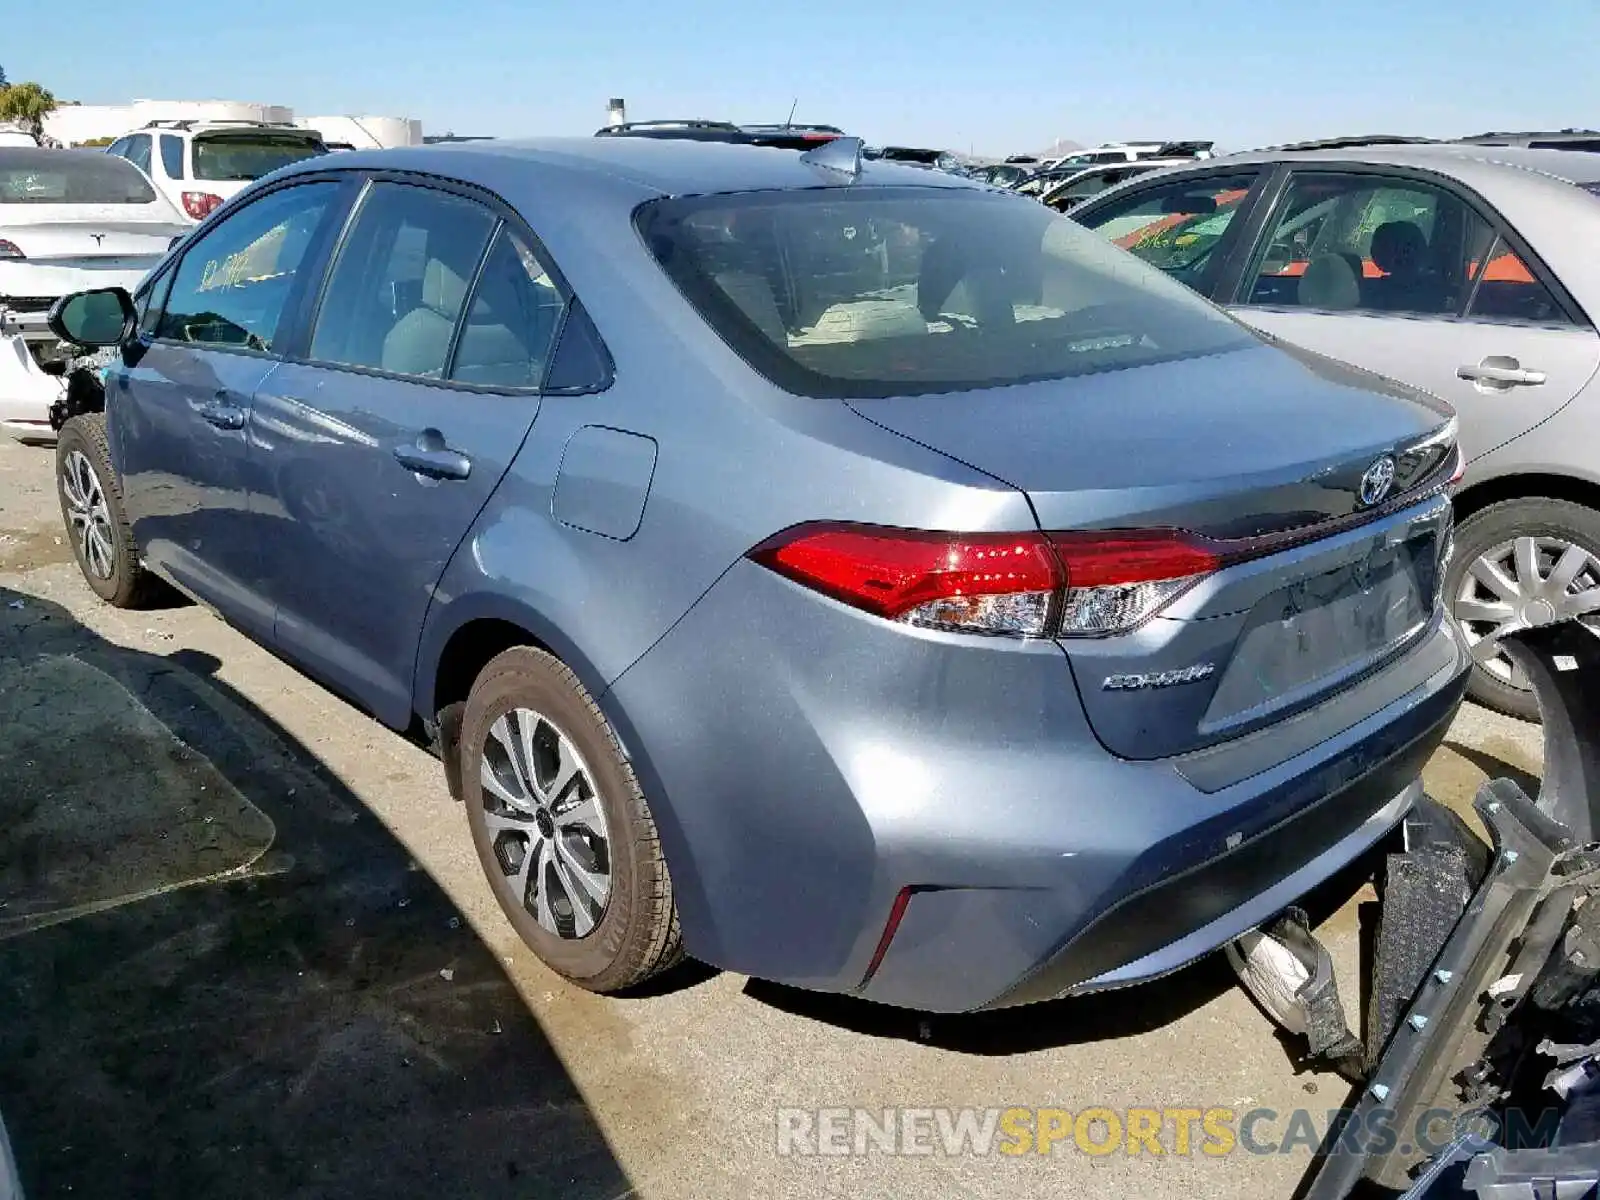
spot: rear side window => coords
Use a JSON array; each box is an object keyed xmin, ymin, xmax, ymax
[
  {"xmin": 309, "ymin": 182, "xmax": 496, "ymax": 378},
  {"xmin": 637, "ymin": 187, "xmax": 1253, "ymax": 399},
  {"xmin": 160, "ymin": 135, "xmax": 184, "ymax": 180},
  {"xmin": 450, "ymin": 227, "xmax": 566, "ymax": 388},
  {"xmin": 193, "ymin": 134, "xmax": 326, "ymax": 182},
  {"xmin": 1466, "ymin": 238, "xmax": 1571, "ymax": 324}
]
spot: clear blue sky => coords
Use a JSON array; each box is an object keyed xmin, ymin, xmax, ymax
[{"xmin": 8, "ymin": 0, "xmax": 1598, "ymax": 155}]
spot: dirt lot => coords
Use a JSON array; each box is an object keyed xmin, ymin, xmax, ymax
[{"xmin": 0, "ymin": 435, "xmax": 1543, "ymax": 1200}]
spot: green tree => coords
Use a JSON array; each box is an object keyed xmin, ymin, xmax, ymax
[{"xmin": 0, "ymin": 82, "xmax": 58, "ymax": 140}]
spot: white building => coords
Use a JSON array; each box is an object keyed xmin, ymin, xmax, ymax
[
  {"xmin": 42, "ymin": 100, "xmax": 422, "ymax": 148},
  {"xmin": 297, "ymin": 115, "xmax": 424, "ymax": 150}
]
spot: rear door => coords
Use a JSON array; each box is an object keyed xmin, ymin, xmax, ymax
[
  {"xmin": 113, "ymin": 177, "xmax": 347, "ymax": 636},
  {"xmin": 1221, "ymin": 168, "xmax": 1600, "ymax": 465},
  {"xmin": 249, "ymin": 177, "xmax": 565, "ymax": 725}
]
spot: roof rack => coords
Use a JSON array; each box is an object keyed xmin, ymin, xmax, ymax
[
  {"xmin": 1263, "ymin": 134, "xmax": 1441, "ymax": 152},
  {"xmin": 139, "ymin": 118, "xmax": 304, "ymax": 132},
  {"xmin": 741, "ymin": 123, "xmax": 843, "ymax": 135},
  {"xmin": 1154, "ymin": 139, "xmax": 1215, "ymax": 157},
  {"xmin": 597, "ymin": 120, "xmax": 742, "ymax": 135},
  {"xmin": 1455, "ymin": 128, "xmax": 1600, "ymax": 148}
]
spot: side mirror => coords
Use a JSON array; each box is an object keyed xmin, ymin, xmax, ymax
[{"xmin": 47, "ymin": 288, "xmax": 136, "ymax": 349}]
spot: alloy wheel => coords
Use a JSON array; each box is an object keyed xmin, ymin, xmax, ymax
[
  {"xmin": 478, "ymin": 707, "xmax": 612, "ymax": 939},
  {"xmin": 60, "ymin": 450, "xmax": 115, "ymax": 581},
  {"xmin": 1454, "ymin": 535, "xmax": 1600, "ymax": 689}
]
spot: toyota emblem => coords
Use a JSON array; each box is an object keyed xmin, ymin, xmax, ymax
[{"xmin": 1358, "ymin": 456, "xmax": 1397, "ymax": 508}]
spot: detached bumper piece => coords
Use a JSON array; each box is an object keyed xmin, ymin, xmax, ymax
[{"xmin": 1303, "ymin": 623, "xmax": 1600, "ymax": 1198}]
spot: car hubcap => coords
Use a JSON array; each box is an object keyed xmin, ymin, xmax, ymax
[
  {"xmin": 479, "ymin": 707, "xmax": 612, "ymax": 939},
  {"xmin": 1454, "ymin": 535, "xmax": 1600, "ymax": 689},
  {"xmin": 60, "ymin": 450, "xmax": 115, "ymax": 581}
]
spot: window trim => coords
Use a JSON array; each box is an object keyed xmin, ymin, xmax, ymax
[
  {"xmin": 146, "ymin": 175, "xmax": 354, "ymax": 361},
  {"xmin": 283, "ymin": 168, "xmax": 608, "ymax": 396},
  {"xmin": 1223, "ymin": 162, "xmax": 1590, "ymax": 330},
  {"xmin": 1069, "ymin": 167, "xmax": 1274, "ymax": 300}
]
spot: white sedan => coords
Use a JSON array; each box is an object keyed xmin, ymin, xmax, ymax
[{"xmin": 0, "ymin": 149, "xmax": 188, "ymax": 443}]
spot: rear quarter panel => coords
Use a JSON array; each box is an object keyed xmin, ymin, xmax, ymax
[{"xmin": 412, "ymin": 167, "xmax": 1038, "ymax": 714}]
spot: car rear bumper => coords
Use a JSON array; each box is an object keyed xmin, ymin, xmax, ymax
[
  {"xmin": 0, "ymin": 332, "xmax": 62, "ymax": 443},
  {"xmin": 606, "ymin": 559, "xmax": 1470, "ymax": 1013}
]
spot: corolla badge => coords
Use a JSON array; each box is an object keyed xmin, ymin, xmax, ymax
[
  {"xmin": 1358, "ymin": 455, "xmax": 1398, "ymax": 508},
  {"xmin": 1102, "ymin": 663, "xmax": 1216, "ymax": 691}
]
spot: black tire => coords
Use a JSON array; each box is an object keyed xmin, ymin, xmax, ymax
[
  {"xmin": 460, "ymin": 646, "xmax": 682, "ymax": 992},
  {"xmin": 54, "ymin": 413, "xmax": 159, "ymax": 608},
  {"xmin": 1448, "ymin": 498, "xmax": 1600, "ymax": 722}
]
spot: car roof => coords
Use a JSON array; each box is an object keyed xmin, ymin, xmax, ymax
[
  {"xmin": 274, "ymin": 135, "xmax": 979, "ymax": 199},
  {"xmin": 1178, "ymin": 142, "xmax": 1600, "ymax": 186}
]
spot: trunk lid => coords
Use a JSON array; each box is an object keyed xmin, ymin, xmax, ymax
[
  {"xmin": 848, "ymin": 342, "xmax": 1458, "ymax": 759},
  {"xmin": 1, "ymin": 208, "xmax": 186, "ymax": 265}
]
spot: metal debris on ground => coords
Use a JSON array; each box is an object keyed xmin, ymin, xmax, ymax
[{"xmin": 439, "ymin": 967, "xmax": 455, "ymax": 982}]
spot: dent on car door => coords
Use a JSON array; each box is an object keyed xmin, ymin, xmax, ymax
[
  {"xmin": 114, "ymin": 178, "xmax": 346, "ymax": 635},
  {"xmin": 249, "ymin": 180, "xmax": 562, "ymax": 726},
  {"xmin": 1221, "ymin": 169, "xmax": 1600, "ymax": 464}
]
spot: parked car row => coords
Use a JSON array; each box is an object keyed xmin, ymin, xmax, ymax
[{"xmin": 0, "ymin": 122, "xmax": 329, "ymax": 438}]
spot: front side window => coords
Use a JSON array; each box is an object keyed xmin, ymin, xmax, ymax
[
  {"xmin": 1243, "ymin": 172, "xmax": 1497, "ymax": 316},
  {"xmin": 192, "ymin": 134, "xmax": 326, "ymax": 182},
  {"xmin": 1073, "ymin": 173, "xmax": 1257, "ymax": 280},
  {"xmin": 158, "ymin": 181, "xmax": 339, "ymax": 350},
  {"xmin": 638, "ymin": 186, "xmax": 1253, "ymax": 399},
  {"xmin": 308, "ymin": 182, "xmax": 496, "ymax": 378},
  {"xmin": 0, "ymin": 150, "xmax": 156, "ymax": 204},
  {"xmin": 159, "ymin": 135, "xmax": 184, "ymax": 181}
]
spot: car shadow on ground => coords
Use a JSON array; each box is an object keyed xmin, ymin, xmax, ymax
[{"xmin": 0, "ymin": 585, "xmax": 632, "ymax": 1200}]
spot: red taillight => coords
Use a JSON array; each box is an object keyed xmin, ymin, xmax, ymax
[
  {"xmin": 751, "ymin": 524, "xmax": 1062, "ymax": 635},
  {"xmin": 0, "ymin": 239, "xmax": 24, "ymax": 260},
  {"xmin": 1051, "ymin": 529, "xmax": 1220, "ymax": 635},
  {"xmin": 1049, "ymin": 530, "xmax": 1220, "ymax": 587},
  {"xmin": 749, "ymin": 523, "xmax": 1221, "ymax": 637},
  {"xmin": 182, "ymin": 191, "xmax": 224, "ymax": 220}
]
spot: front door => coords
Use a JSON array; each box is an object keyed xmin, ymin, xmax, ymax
[
  {"xmin": 113, "ymin": 179, "xmax": 345, "ymax": 635},
  {"xmin": 1222, "ymin": 170, "xmax": 1600, "ymax": 465},
  {"xmin": 249, "ymin": 179, "xmax": 566, "ymax": 726}
]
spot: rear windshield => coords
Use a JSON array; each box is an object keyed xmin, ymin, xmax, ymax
[
  {"xmin": 637, "ymin": 186, "xmax": 1253, "ymax": 398},
  {"xmin": 192, "ymin": 134, "xmax": 326, "ymax": 182},
  {"xmin": 0, "ymin": 149, "xmax": 157, "ymax": 204}
]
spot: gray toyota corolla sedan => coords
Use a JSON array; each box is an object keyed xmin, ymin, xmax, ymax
[{"xmin": 45, "ymin": 135, "xmax": 1467, "ymax": 1012}]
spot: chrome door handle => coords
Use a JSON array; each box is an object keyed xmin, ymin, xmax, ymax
[
  {"xmin": 394, "ymin": 434, "xmax": 471, "ymax": 482},
  {"xmin": 197, "ymin": 400, "xmax": 246, "ymax": 430},
  {"xmin": 1457, "ymin": 361, "xmax": 1547, "ymax": 387}
]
